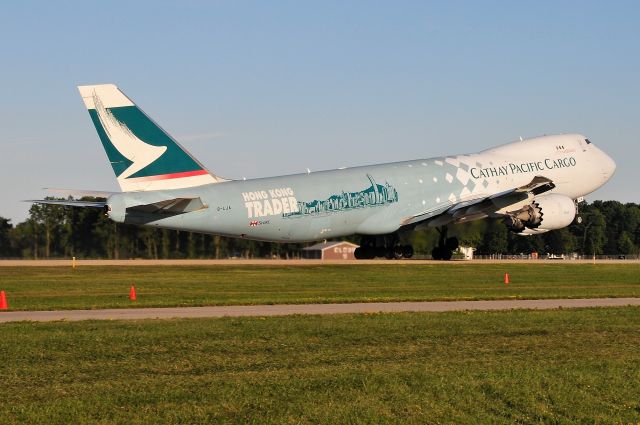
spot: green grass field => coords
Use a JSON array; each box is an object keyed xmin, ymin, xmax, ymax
[
  {"xmin": 0, "ymin": 263, "xmax": 639, "ymax": 311},
  {"xmin": 1, "ymin": 308, "xmax": 639, "ymax": 424}
]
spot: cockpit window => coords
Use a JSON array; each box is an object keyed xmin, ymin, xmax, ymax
[{"xmin": 585, "ymin": 138, "xmax": 592, "ymax": 144}]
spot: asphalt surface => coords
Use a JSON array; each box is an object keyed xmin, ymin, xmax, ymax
[{"xmin": 1, "ymin": 298, "xmax": 639, "ymax": 323}]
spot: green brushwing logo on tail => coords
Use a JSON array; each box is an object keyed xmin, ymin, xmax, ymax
[{"xmin": 88, "ymin": 93, "xmax": 204, "ymax": 179}]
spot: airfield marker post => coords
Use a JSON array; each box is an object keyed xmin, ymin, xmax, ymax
[{"xmin": 72, "ymin": 257, "xmax": 76, "ymax": 269}]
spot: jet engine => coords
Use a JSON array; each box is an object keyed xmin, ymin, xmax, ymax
[{"xmin": 504, "ymin": 194, "xmax": 576, "ymax": 235}]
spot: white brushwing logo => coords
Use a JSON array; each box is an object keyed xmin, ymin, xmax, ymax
[{"xmin": 93, "ymin": 92, "xmax": 167, "ymax": 179}]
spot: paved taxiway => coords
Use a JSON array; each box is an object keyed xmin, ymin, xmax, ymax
[{"xmin": 1, "ymin": 298, "xmax": 639, "ymax": 323}]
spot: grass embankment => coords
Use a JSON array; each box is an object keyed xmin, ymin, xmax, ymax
[
  {"xmin": 1, "ymin": 308, "xmax": 639, "ymax": 424},
  {"xmin": 1, "ymin": 264, "xmax": 639, "ymax": 310}
]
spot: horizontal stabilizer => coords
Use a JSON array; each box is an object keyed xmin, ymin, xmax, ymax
[
  {"xmin": 28, "ymin": 199, "xmax": 107, "ymax": 208},
  {"xmin": 29, "ymin": 195, "xmax": 207, "ymax": 217},
  {"xmin": 43, "ymin": 188, "xmax": 117, "ymax": 198},
  {"xmin": 127, "ymin": 197, "xmax": 207, "ymax": 214}
]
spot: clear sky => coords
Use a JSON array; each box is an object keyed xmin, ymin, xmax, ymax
[{"xmin": 1, "ymin": 1, "xmax": 638, "ymax": 223}]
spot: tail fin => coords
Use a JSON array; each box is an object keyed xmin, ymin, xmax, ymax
[{"xmin": 78, "ymin": 84, "xmax": 225, "ymax": 192}]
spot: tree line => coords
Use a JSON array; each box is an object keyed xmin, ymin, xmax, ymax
[{"xmin": 0, "ymin": 200, "xmax": 638, "ymax": 259}]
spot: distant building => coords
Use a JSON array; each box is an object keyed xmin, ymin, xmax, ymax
[{"xmin": 302, "ymin": 241, "xmax": 360, "ymax": 260}]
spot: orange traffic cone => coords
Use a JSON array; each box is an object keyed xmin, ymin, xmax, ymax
[
  {"xmin": 504, "ymin": 273, "xmax": 510, "ymax": 285},
  {"xmin": 0, "ymin": 290, "xmax": 8, "ymax": 310},
  {"xmin": 129, "ymin": 285, "xmax": 137, "ymax": 301}
]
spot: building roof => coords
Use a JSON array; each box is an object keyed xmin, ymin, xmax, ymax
[{"xmin": 302, "ymin": 241, "xmax": 360, "ymax": 251}]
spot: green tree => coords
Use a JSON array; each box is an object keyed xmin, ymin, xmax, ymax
[
  {"xmin": 598, "ymin": 201, "xmax": 625, "ymax": 254},
  {"xmin": 617, "ymin": 231, "xmax": 638, "ymax": 256},
  {"xmin": 455, "ymin": 220, "xmax": 485, "ymax": 248},
  {"xmin": 581, "ymin": 208, "xmax": 607, "ymax": 255},
  {"xmin": 478, "ymin": 219, "xmax": 508, "ymax": 255},
  {"xmin": 0, "ymin": 217, "xmax": 13, "ymax": 257},
  {"xmin": 29, "ymin": 202, "xmax": 67, "ymax": 258},
  {"xmin": 543, "ymin": 228, "xmax": 577, "ymax": 255}
]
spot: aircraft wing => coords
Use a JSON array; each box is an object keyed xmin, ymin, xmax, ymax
[{"xmin": 401, "ymin": 175, "xmax": 555, "ymax": 227}]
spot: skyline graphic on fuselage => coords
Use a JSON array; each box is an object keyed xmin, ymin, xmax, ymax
[{"xmin": 284, "ymin": 174, "xmax": 398, "ymax": 218}]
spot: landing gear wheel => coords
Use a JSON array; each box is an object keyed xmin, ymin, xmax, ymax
[
  {"xmin": 357, "ymin": 234, "xmax": 412, "ymax": 260},
  {"xmin": 445, "ymin": 237, "xmax": 459, "ymax": 251},
  {"xmin": 365, "ymin": 247, "xmax": 376, "ymax": 259},
  {"xmin": 431, "ymin": 226, "xmax": 457, "ymax": 261},
  {"xmin": 354, "ymin": 247, "xmax": 375, "ymax": 259}
]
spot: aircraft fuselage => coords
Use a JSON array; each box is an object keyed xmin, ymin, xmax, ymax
[{"xmin": 108, "ymin": 133, "xmax": 615, "ymax": 242}]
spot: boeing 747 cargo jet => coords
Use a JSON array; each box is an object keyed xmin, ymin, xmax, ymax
[{"xmin": 33, "ymin": 84, "xmax": 616, "ymax": 259}]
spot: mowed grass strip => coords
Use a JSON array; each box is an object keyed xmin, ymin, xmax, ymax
[
  {"xmin": 0, "ymin": 263, "xmax": 639, "ymax": 311},
  {"xmin": 1, "ymin": 308, "xmax": 639, "ymax": 424}
]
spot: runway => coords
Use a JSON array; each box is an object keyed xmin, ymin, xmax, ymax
[
  {"xmin": 0, "ymin": 258, "xmax": 638, "ymax": 266},
  {"xmin": 1, "ymin": 297, "xmax": 639, "ymax": 323}
]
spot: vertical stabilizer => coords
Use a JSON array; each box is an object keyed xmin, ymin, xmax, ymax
[{"xmin": 78, "ymin": 84, "xmax": 225, "ymax": 192}]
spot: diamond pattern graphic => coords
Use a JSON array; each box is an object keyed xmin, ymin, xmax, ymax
[
  {"xmin": 445, "ymin": 157, "xmax": 460, "ymax": 167},
  {"xmin": 455, "ymin": 168, "xmax": 469, "ymax": 185}
]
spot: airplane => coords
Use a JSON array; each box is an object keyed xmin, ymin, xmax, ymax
[{"xmin": 33, "ymin": 84, "xmax": 616, "ymax": 260}]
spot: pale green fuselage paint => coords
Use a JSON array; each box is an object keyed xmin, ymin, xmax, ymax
[{"xmin": 107, "ymin": 133, "xmax": 612, "ymax": 243}]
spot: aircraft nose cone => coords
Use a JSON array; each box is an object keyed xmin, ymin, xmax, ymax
[{"xmin": 602, "ymin": 153, "xmax": 616, "ymax": 179}]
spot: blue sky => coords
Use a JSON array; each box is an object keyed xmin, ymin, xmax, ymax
[{"xmin": 1, "ymin": 1, "xmax": 638, "ymax": 223}]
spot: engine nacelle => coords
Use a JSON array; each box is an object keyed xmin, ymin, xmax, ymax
[{"xmin": 505, "ymin": 194, "xmax": 576, "ymax": 235}]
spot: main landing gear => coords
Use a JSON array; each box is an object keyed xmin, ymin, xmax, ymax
[
  {"xmin": 431, "ymin": 226, "xmax": 459, "ymax": 260},
  {"xmin": 354, "ymin": 234, "xmax": 414, "ymax": 260}
]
